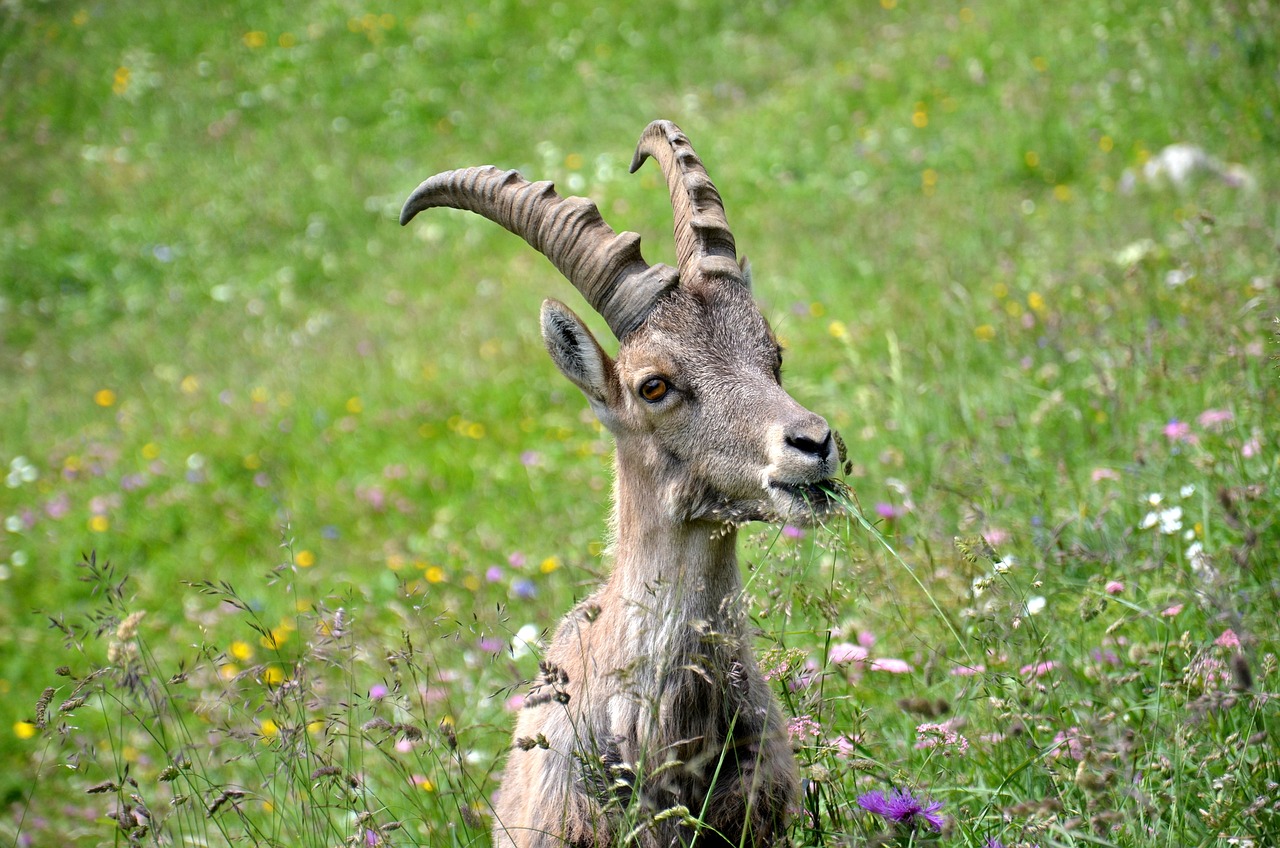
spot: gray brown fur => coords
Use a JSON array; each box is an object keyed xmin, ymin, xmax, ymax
[{"xmin": 401, "ymin": 120, "xmax": 840, "ymax": 848}]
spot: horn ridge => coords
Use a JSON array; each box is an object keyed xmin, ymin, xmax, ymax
[
  {"xmin": 400, "ymin": 165, "xmax": 675, "ymax": 338},
  {"xmin": 629, "ymin": 119, "xmax": 741, "ymax": 284}
]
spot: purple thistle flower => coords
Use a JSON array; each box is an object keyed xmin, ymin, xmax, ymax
[{"xmin": 856, "ymin": 788, "xmax": 945, "ymax": 832}]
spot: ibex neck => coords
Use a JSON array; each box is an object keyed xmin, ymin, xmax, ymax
[{"xmin": 606, "ymin": 454, "xmax": 742, "ymax": 614}]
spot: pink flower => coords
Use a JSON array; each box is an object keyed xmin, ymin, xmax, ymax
[
  {"xmin": 369, "ymin": 684, "xmax": 388, "ymax": 700},
  {"xmin": 1019, "ymin": 660, "xmax": 1057, "ymax": 678},
  {"xmin": 915, "ymin": 720, "xmax": 969, "ymax": 755},
  {"xmin": 983, "ymin": 527, "xmax": 1010, "ymax": 546},
  {"xmin": 858, "ymin": 629, "xmax": 877, "ymax": 648},
  {"xmin": 1104, "ymin": 580, "xmax": 1124, "ymax": 595},
  {"xmin": 829, "ymin": 642, "xmax": 868, "ymax": 664},
  {"xmin": 950, "ymin": 664, "xmax": 985, "ymax": 676},
  {"xmin": 1196, "ymin": 409, "xmax": 1234, "ymax": 428},
  {"xmin": 782, "ymin": 525, "xmax": 804, "ymax": 539},
  {"xmin": 1242, "ymin": 436, "xmax": 1261, "ymax": 458},
  {"xmin": 1051, "ymin": 727, "xmax": 1086, "ymax": 761},
  {"xmin": 875, "ymin": 502, "xmax": 906, "ymax": 520},
  {"xmin": 1162, "ymin": 604, "xmax": 1184, "ymax": 617},
  {"xmin": 1162, "ymin": 419, "xmax": 1198, "ymax": 444},
  {"xmin": 1091, "ymin": 467, "xmax": 1120, "ymax": 482},
  {"xmin": 787, "ymin": 714, "xmax": 822, "ymax": 740},
  {"xmin": 1214, "ymin": 629, "xmax": 1240, "ymax": 649},
  {"xmin": 870, "ymin": 657, "xmax": 912, "ymax": 674}
]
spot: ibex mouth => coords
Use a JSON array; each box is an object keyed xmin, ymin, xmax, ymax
[{"xmin": 768, "ymin": 478, "xmax": 845, "ymax": 520}]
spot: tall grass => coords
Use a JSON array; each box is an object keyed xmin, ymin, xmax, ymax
[{"xmin": 3, "ymin": 0, "xmax": 1278, "ymax": 845}]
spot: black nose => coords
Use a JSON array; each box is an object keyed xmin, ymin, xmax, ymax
[{"xmin": 786, "ymin": 428, "xmax": 832, "ymax": 458}]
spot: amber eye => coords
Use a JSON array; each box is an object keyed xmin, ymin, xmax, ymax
[{"xmin": 638, "ymin": 377, "xmax": 668, "ymax": 403}]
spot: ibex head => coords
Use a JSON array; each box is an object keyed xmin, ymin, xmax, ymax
[{"xmin": 402, "ymin": 120, "xmax": 841, "ymax": 526}]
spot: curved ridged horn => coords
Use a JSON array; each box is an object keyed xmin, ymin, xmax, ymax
[
  {"xmin": 400, "ymin": 166, "xmax": 677, "ymax": 339},
  {"xmin": 629, "ymin": 120, "xmax": 742, "ymax": 284}
]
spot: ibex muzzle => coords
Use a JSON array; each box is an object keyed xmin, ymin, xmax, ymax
[{"xmin": 402, "ymin": 120, "xmax": 842, "ymax": 848}]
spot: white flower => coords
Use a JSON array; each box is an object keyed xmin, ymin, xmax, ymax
[
  {"xmin": 1141, "ymin": 507, "xmax": 1183, "ymax": 535},
  {"xmin": 511, "ymin": 623, "xmax": 541, "ymax": 660},
  {"xmin": 1025, "ymin": 596, "xmax": 1047, "ymax": 615},
  {"xmin": 1179, "ymin": 484, "xmax": 1196, "ymax": 498},
  {"xmin": 1146, "ymin": 492, "xmax": 1164, "ymax": 506},
  {"xmin": 971, "ymin": 575, "xmax": 991, "ymax": 598},
  {"xmin": 1158, "ymin": 506, "xmax": 1183, "ymax": 535}
]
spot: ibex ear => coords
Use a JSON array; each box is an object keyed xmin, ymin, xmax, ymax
[
  {"xmin": 738, "ymin": 256, "xmax": 752, "ymax": 290},
  {"xmin": 540, "ymin": 299, "xmax": 613, "ymax": 407}
]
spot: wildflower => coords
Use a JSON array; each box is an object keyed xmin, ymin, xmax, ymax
[
  {"xmin": 1161, "ymin": 603, "xmax": 1183, "ymax": 617},
  {"xmin": 1024, "ymin": 596, "xmax": 1046, "ymax": 615},
  {"xmin": 1214, "ymin": 629, "xmax": 1240, "ymax": 649},
  {"xmin": 1051, "ymin": 726, "xmax": 1086, "ymax": 760},
  {"xmin": 870, "ymin": 657, "xmax": 912, "ymax": 674},
  {"xmin": 950, "ymin": 664, "xmax": 985, "ymax": 676},
  {"xmin": 781, "ymin": 525, "xmax": 804, "ymax": 539},
  {"xmin": 874, "ymin": 502, "xmax": 904, "ymax": 520},
  {"xmin": 1091, "ymin": 467, "xmax": 1120, "ymax": 482},
  {"xmin": 1140, "ymin": 506, "xmax": 1182, "ymax": 535},
  {"xmin": 915, "ymin": 720, "xmax": 969, "ymax": 755},
  {"xmin": 1196, "ymin": 408, "xmax": 1233, "ymax": 428},
  {"xmin": 855, "ymin": 788, "xmax": 945, "ymax": 832},
  {"xmin": 511, "ymin": 578, "xmax": 536, "ymax": 600},
  {"xmin": 485, "ymin": 565, "xmax": 503, "ymax": 582},
  {"xmin": 1104, "ymin": 580, "xmax": 1124, "ymax": 595},
  {"xmin": 828, "ymin": 642, "xmax": 868, "ymax": 664},
  {"xmin": 1241, "ymin": 436, "xmax": 1261, "ymax": 458},
  {"xmin": 1019, "ymin": 660, "xmax": 1056, "ymax": 678},
  {"xmin": 1179, "ymin": 484, "xmax": 1196, "ymax": 498},
  {"xmin": 1162, "ymin": 419, "xmax": 1197, "ymax": 444},
  {"xmin": 787, "ymin": 714, "xmax": 822, "ymax": 740},
  {"xmin": 369, "ymin": 684, "xmax": 389, "ymax": 701}
]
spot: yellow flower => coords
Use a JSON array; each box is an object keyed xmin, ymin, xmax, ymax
[
  {"xmin": 260, "ymin": 719, "xmax": 279, "ymax": 736},
  {"xmin": 345, "ymin": 397, "xmax": 362, "ymax": 414},
  {"xmin": 1024, "ymin": 151, "xmax": 1040, "ymax": 168},
  {"xmin": 416, "ymin": 776, "xmax": 436, "ymax": 792},
  {"xmin": 141, "ymin": 442, "xmax": 160, "ymax": 459},
  {"xmin": 13, "ymin": 721, "xmax": 37, "ymax": 740},
  {"xmin": 180, "ymin": 375, "xmax": 200, "ymax": 394},
  {"xmin": 1027, "ymin": 292, "xmax": 1046, "ymax": 313},
  {"xmin": 1099, "ymin": 135, "xmax": 1114, "ymax": 153},
  {"xmin": 112, "ymin": 67, "xmax": 129, "ymax": 96},
  {"xmin": 243, "ymin": 30, "xmax": 267, "ymax": 48},
  {"xmin": 827, "ymin": 320, "xmax": 848, "ymax": 340},
  {"xmin": 425, "ymin": 565, "xmax": 445, "ymax": 583},
  {"xmin": 975, "ymin": 324, "xmax": 996, "ymax": 341},
  {"xmin": 1053, "ymin": 184, "xmax": 1072, "ymax": 202},
  {"xmin": 565, "ymin": 153, "xmax": 584, "ymax": 170},
  {"xmin": 295, "ymin": 550, "xmax": 315, "ymax": 568},
  {"xmin": 540, "ymin": 556, "xmax": 560, "ymax": 574},
  {"xmin": 230, "ymin": 641, "xmax": 254, "ymax": 661},
  {"xmin": 251, "ymin": 386, "xmax": 270, "ymax": 403},
  {"xmin": 219, "ymin": 663, "xmax": 239, "ymax": 680},
  {"xmin": 89, "ymin": 515, "xmax": 109, "ymax": 533},
  {"xmin": 94, "ymin": 389, "xmax": 117, "ymax": 407},
  {"xmin": 263, "ymin": 666, "xmax": 285, "ymax": 685}
]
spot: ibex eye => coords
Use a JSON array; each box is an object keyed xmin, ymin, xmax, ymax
[{"xmin": 639, "ymin": 377, "xmax": 668, "ymax": 403}]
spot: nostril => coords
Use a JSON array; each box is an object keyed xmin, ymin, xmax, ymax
[{"xmin": 786, "ymin": 429, "xmax": 832, "ymax": 457}]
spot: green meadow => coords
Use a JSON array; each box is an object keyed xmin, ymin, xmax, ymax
[{"xmin": 2, "ymin": 1, "xmax": 1277, "ymax": 845}]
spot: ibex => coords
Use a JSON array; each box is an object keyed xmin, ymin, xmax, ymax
[{"xmin": 401, "ymin": 120, "xmax": 841, "ymax": 848}]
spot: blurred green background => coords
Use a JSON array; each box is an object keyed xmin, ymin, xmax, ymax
[{"xmin": 2, "ymin": 0, "xmax": 1277, "ymax": 844}]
